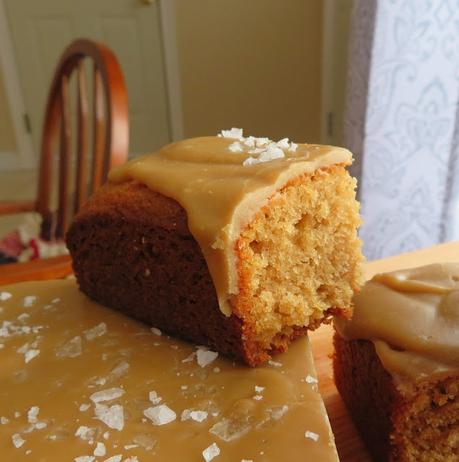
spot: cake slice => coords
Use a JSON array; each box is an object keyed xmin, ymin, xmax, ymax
[
  {"xmin": 0, "ymin": 279, "xmax": 339, "ymax": 461},
  {"xmin": 67, "ymin": 129, "xmax": 363, "ymax": 366},
  {"xmin": 334, "ymin": 263, "xmax": 459, "ymax": 461}
]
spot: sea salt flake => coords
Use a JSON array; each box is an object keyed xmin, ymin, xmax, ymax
[
  {"xmin": 34, "ymin": 422, "xmax": 47, "ymax": 430},
  {"xmin": 209, "ymin": 417, "xmax": 251, "ymax": 442},
  {"xmin": 254, "ymin": 385, "xmax": 265, "ymax": 393},
  {"xmin": 190, "ymin": 411, "xmax": 208, "ymax": 422},
  {"xmin": 25, "ymin": 349, "xmax": 40, "ymax": 363},
  {"xmin": 228, "ymin": 141, "xmax": 243, "ymax": 153},
  {"xmin": 276, "ymin": 137, "xmax": 290, "ymax": 149},
  {"xmin": 94, "ymin": 404, "xmax": 124, "ymax": 431},
  {"xmin": 149, "ymin": 391, "xmax": 162, "ymax": 405},
  {"xmin": 144, "ymin": 404, "xmax": 176, "ymax": 426},
  {"xmin": 305, "ymin": 430, "xmax": 319, "ymax": 442},
  {"xmin": 305, "ymin": 375, "xmax": 318, "ymax": 384},
  {"xmin": 219, "ymin": 128, "xmax": 243, "ymax": 139},
  {"xmin": 124, "ymin": 444, "xmax": 138, "ymax": 450},
  {"xmin": 103, "ymin": 456, "xmax": 122, "ymax": 462},
  {"xmin": 196, "ymin": 348, "xmax": 218, "ymax": 367},
  {"xmin": 27, "ymin": 406, "xmax": 39, "ymax": 423},
  {"xmin": 14, "ymin": 411, "xmax": 21, "ymax": 418},
  {"xmin": 202, "ymin": 442, "xmax": 220, "ymax": 461},
  {"xmin": 182, "ymin": 352, "xmax": 196, "ymax": 363},
  {"xmin": 94, "ymin": 442, "xmax": 106, "ymax": 457},
  {"xmin": 268, "ymin": 360, "xmax": 282, "ymax": 367},
  {"xmin": 17, "ymin": 313, "xmax": 30, "ymax": 322},
  {"xmin": 103, "ymin": 431, "xmax": 110, "ymax": 440},
  {"xmin": 270, "ymin": 405, "xmax": 289, "ymax": 420},
  {"xmin": 242, "ymin": 156, "xmax": 257, "ymax": 167},
  {"xmin": 79, "ymin": 403, "xmax": 91, "ymax": 412},
  {"xmin": 124, "ymin": 457, "xmax": 139, "ymax": 462},
  {"xmin": 56, "ymin": 336, "xmax": 82, "ymax": 358},
  {"xmin": 241, "ymin": 460, "xmax": 254, "ymax": 462},
  {"xmin": 90, "ymin": 387, "xmax": 125, "ymax": 404},
  {"xmin": 74, "ymin": 457, "xmax": 95, "ymax": 462},
  {"xmin": 1, "ymin": 416, "xmax": 9, "ymax": 424},
  {"xmin": 181, "ymin": 385, "xmax": 188, "ymax": 390},
  {"xmin": 0, "ymin": 291, "xmax": 12, "ymax": 301},
  {"xmin": 23, "ymin": 296, "xmax": 37, "ymax": 307},
  {"xmin": 253, "ymin": 395, "xmax": 263, "ymax": 401},
  {"xmin": 12, "ymin": 433, "xmax": 25, "ymax": 448},
  {"xmin": 51, "ymin": 297, "xmax": 60, "ymax": 304},
  {"xmin": 75, "ymin": 426, "xmax": 96, "ymax": 441},
  {"xmin": 84, "ymin": 323, "xmax": 107, "ymax": 341},
  {"xmin": 150, "ymin": 326, "xmax": 162, "ymax": 336}
]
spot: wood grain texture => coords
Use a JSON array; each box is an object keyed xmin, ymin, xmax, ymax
[{"xmin": 310, "ymin": 240, "xmax": 459, "ymax": 461}]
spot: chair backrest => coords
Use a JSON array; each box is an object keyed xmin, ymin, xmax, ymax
[{"xmin": 36, "ymin": 39, "xmax": 129, "ymax": 240}]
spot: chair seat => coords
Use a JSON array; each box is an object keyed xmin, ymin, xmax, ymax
[{"xmin": 0, "ymin": 255, "xmax": 73, "ymax": 285}]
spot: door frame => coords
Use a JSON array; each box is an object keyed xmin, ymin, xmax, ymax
[
  {"xmin": 0, "ymin": 0, "xmax": 184, "ymax": 172},
  {"xmin": 0, "ymin": 0, "xmax": 35, "ymax": 171}
]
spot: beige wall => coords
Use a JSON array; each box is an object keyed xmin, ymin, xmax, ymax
[
  {"xmin": 175, "ymin": 0, "xmax": 324, "ymax": 143},
  {"xmin": 0, "ymin": 66, "xmax": 17, "ymax": 152}
]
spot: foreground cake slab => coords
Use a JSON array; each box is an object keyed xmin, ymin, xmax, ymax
[
  {"xmin": 0, "ymin": 279, "xmax": 338, "ymax": 461},
  {"xmin": 334, "ymin": 263, "xmax": 459, "ymax": 462},
  {"xmin": 67, "ymin": 130, "xmax": 363, "ymax": 365}
]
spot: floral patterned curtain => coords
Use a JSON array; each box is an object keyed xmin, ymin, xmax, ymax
[{"xmin": 345, "ymin": 0, "xmax": 459, "ymax": 260}]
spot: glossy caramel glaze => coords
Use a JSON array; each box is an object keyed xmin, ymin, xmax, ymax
[
  {"xmin": 335, "ymin": 263, "xmax": 459, "ymax": 381},
  {"xmin": 0, "ymin": 279, "xmax": 338, "ymax": 461}
]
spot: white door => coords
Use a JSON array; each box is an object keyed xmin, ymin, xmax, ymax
[{"xmin": 4, "ymin": 0, "xmax": 172, "ymax": 159}]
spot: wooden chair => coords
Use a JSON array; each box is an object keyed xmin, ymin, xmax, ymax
[{"xmin": 0, "ymin": 39, "xmax": 129, "ymax": 285}]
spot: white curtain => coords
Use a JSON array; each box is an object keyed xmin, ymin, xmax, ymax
[{"xmin": 345, "ymin": 0, "xmax": 459, "ymax": 260}]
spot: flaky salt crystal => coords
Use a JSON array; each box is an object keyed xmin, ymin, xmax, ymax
[
  {"xmin": 1, "ymin": 416, "xmax": 9, "ymax": 424},
  {"xmin": 94, "ymin": 442, "xmax": 106, "ymax": 457},
  {"xmin": 268, "ymin": 360, "xmax": 282, "ymax": 367},
  {"xmin": 79, "ymin": 403, "xmax": 91, "ymax": 412},
  {"xmin": 305, "ymin": 375, "xmax": 318, "ymax": 384},
  {"xmin": 219, "ymin": 128, "xmax": 243, "ymax": 139},
  {"xmin": 242, "ymin": 157, "xmax": 257, "ymax": 166},
  {"xmin": 276, "ymin": 137, "xmax": 290, "ymax": 149},
  {"xmin": 103, "ymin": 456, "xmax": 122, "ymax": 462},
  {"xmin": 253, "ymin": 395, "xmax": 263, "ymax": 401},
  {"xmin": 305, "ymin": 430, "xmax": 319, "ymax": 442},
  {"xmin": 182, "ymin": 352, "xmax": 196, "ymax": 363},
  {"xmin": 84, "ymin": 323, "xmax": 107, "ymax": 341},
  {"xmin": 25, "ymin": 349, "xmax": 40, "ymax": 363},
  {"xmin": 228, "ymin": 141, "xmax": 243, "ymax": 153},
  {"xmin": 12, "ymin": 433, "xmax": 25, "ymax": 448},
  {"xmin": 94, "ymin": 404, "xmax": 124, "ymax": 431},
  {"xmin": 149, "ymin": 391, "xmax": 162, "ymax": 405},
  {"xmin": 74, "ymin": 457, "xmax": 95, "ymax": 462},
  {"xmin": 27, "ymin": 406, "xmax": 39, "ymax": 423},
  {"xmin": 17, "ymin": 313, "xmax": 30, "ymax": 322},
  {"xmin": 75, "ymin": 426, "xmax": 95, "ymax": 441},
  {"xmin": 0, "ymin": 291, "xmax": 12, "ymax": 301},
  {"xmin": 56, "ymin": 336, "xmax": 82, "ymax": 358},
  {"xmin": 23, "ymin": 296, "xmax": 37, "ymax": 308},
  {"xmin": 143, "ymin": 404, "xmax": 176, "ymax": 426},
  {"xmin": 202, "ymin": 442, "xmax": 220, "ymax": 461},
  {"xmin": 90, "ymin": 387, "xmax": 125, "ymax": 403},
  {"xmin": 124, "ymin": 457, "xmax": 139, "ymax": 462},
  {"xmin": 254, "ymin": 385, "xmax": 265, "ymax": 393},
  {"xmin": 190, "ymin": 411, "xmax": 208, "ymax": 422},
  {"xmin": 150, "ymin": 327, "xmax": 162, "ymax": 336},
  {"xmin": 289, "ymin": 142, "xmax": 298, "ymax": 152},
  {"xmin": 196, "ymin": 348, "xmax": 218, "ymax": 367}
]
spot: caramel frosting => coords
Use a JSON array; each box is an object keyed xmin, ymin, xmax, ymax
[
  {"xmin": 108, "ymin": 133, "xmax": 352, "ymax": 315},
  {"xmin": 0, "ymin": 279, "xmax": 338, "ymax": 461},
  {"xmin": 335, "ymin": 263, "xmax": 459, "ymax": 381}
]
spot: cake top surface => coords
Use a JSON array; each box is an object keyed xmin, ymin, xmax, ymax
[
  {"xmin": 335, "ymin": 262, "xmax": 459, "ymax": 381},
  {"xmin": 0, "ymin": 279, "xmax": 338, "ymax": 462},
  {"xmin": 109, "ymin": 130, "xmax": 352, "ymax": 315}
]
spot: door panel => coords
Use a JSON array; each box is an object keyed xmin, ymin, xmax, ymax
[{"xmin": 5, "ymin": 0, "xmax": 171, "ymax": 159}]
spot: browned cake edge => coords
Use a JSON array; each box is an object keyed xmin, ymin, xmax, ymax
[{"xmin": 333, "ymin": 332, "xmax": 459, "ymax": 462}]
